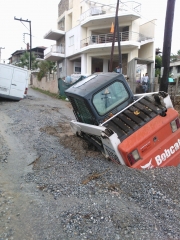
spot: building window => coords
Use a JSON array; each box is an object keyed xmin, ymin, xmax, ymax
[
  {"xmin": 75, "ymin": 67, "xmax": 81, "ymax": 73},
  {"xmin": 69, "ymin": 35, "xmax": 74, "ymax": 46},
  {"xmin": 59, "ymin": 20, "xmax": 64, "ymax": 30},
  {"xmin": 177, "ymin": 65, "xmax": 180, "ymax": 73}
]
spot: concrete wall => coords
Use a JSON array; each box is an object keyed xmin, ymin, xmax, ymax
[
  {"xmin": 32, "ymin": 73, "xmax": 58, "ymax": 94},
  {"xmin": 139, "ymin": 42, "xmax": 154, "ymax": 61},
  {"xmin": 58, "ymin": 0, "xmax": 69, "ymax": 18},
  {"xmin": 130, "ymin": 19, "xmax": 140, "ymax": 34},
  {"xmin": 128, "ymin": 48, "xmax": 139, "ymax": 62},
  {"xmin": 57, "ymin": 59, "xmax": 67, "ymax": 79},
  {"xmin": 140, "ymin": 19, "xmax": 156, "ymax": 38}
]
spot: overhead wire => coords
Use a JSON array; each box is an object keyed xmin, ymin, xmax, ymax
[{"xmin": 20, "ymin": 21, "xmax": 30, "ymax": 31}]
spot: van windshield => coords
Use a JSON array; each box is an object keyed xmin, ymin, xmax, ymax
[{"xmin": 92, "ymin": 81, "xmax": 129, "ymax": 115}]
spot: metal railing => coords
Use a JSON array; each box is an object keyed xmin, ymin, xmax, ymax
[
  {"xmin": 44, "ymin": 44, "xmax": 65, "ymax": 56},
  {"xmin": 80, "ymin": 2, "xmax": 141, "ymax": 22},
  {"xmin": 80, "ymin": 7, "xmax": 106, "ymax": 22},
  {"xmin": 81, "ymin": 31, "xmax": 152, "ymax": 48}
]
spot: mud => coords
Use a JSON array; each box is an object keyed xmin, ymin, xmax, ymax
[{"xmin": 40, "ymin": 123, "xmax": 101, "ymax": 161}]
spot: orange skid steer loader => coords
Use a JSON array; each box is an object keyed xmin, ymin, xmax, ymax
[{"xmin": 65, "ymin": 73, "xmax": 180, "ymax": 169}]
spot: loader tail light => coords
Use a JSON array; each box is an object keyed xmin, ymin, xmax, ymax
[
  {"xmin": 171, "ymin": 118, "xmax": 180, "ymax": 132},
  {"xmin": 24, "ymin": 88, "xmax": 28, "ymax": 94},
  {"xmin": 127, "ymin": 149, "xmax": 141, "ymax": 165}
]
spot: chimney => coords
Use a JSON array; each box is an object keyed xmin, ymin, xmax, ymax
[{"xmin": 27, "ymin": 43, "xmax": 29, "ymax": 50}]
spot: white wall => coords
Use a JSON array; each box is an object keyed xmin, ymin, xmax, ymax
[
  {"xmin": 128, "ymin": 48, "xmax": 139, "ymax": 62},
  {"xmin": 140, "ymin": 19, "xmax": 156, "ymax": 38},
  {"xmin": 130, "ymin": 19, "xmax": 140, "ymax": 34},
  {"xmin": 139, "ymin": 42, "xmax": 155, "ymax": 61},
  {"xmin": 66, "ymin": 25, "xmax": 81, "ymax": 57},
  {"xmin": 32, "ymin": 73, "xmax": 58, "ymax": 94}
]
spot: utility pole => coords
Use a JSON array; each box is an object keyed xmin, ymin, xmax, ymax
[
  {"xmin": 0, "ymin": 47, "xmax": 5, "ymax": 63},
  {"xmin": 109, "ymin": 0, "xmax": 121, "ymax": 72},
  {"xmin": 160, "ymin": 0, "xmax": 176, "ymax": 92},
  {"xmin": 14, "ymin": 17, "xmax": 32, "ymax": 70}
]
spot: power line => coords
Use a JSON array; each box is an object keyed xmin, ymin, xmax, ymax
[{"xmin": 20, "ymin": 21, "xmax": 30, "ymax": 31}]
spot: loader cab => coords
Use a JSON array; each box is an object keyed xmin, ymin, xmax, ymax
[{"xmin": 65, "ymin": 72, "xmax": 134, "ymax": 125}]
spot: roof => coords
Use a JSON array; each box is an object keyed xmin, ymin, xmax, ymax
[
  {"xmin": 31, "ymin": 46, "xmax": 47, "ymax": 51},
  {"xmin": 9, "ymin": 46, "xmax": 47, "ymax": 59},
  {"xmin": 11, "ymin": 50, "xmax": 26, "ymax": 56}
]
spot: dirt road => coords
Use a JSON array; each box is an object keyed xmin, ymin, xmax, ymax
[
  {"xmin": 0, "ymin": 88, "xmax": 179, "ymax": 240},
  {"xmin": 0, "ymin": 89, "xmax": 74, "ymax": 239}
]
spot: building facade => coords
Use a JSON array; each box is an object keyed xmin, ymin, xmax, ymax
[
  {"xmin": 9, "ymin": 46, "xmax": 46, "ymax": 65},
  {"xmin": 170, "ymin": 60, "xmax": 180, "ymax": 81},
  {"xmin": 44, "ymin": 0, "xmax": 156, "ymax": 83}
]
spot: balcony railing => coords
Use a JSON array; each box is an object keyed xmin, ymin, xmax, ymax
[
  {"xmin": 80, "ymin": 7, "xmax": 106, "ymax": 22},
  {"xmin": 44, "ymin": 44, "xmax": 65, "ymax": 56},
  {"xmin": 81, "ymin": 31, "xmax": 152, "ymax": 48},
  {"xmin": 80, "ymin": 2, "xmax": 141, "ymax": 22}
]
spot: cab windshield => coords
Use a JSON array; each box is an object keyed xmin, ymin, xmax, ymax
[{"xmin": 92, "ymin": 81, "xmax": 129, "ymax": 115}]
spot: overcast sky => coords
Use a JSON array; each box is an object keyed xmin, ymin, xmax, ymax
[{"xmin": 0, "ymin": 0, "xmax": 179, "ymax": 62}]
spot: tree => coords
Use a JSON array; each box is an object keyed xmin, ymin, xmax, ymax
[
  {"xmin": 13, "ymin": 51, "xmax": 56, "ymax": 80},
  {"xmin": 155, "ymin": 55, "xmax": 162, "ymax": 77},
  {"xmin": 37, "ymin": 60, "xmax": 56, "ymax": 81},
  {"xmin": 46, "ymin": 60, "xmax": 56, "ymax": 74},
  {"xmin": 15, "ymin": 51, "xmax": 39, "ymax": 70},
  {"xmin": 170, "ymin": 49, "xmax": 180, "ymax": 62}
]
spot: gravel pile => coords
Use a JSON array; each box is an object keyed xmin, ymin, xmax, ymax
[{"xmin": 0, "ymin": 90, "xmax": 179, "ymax": 240}]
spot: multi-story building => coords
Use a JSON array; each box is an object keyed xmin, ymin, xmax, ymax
[
  {"xmin": 9, "ymin": 45, "xmax": 46, "ymax": 65},
  {"xmin": 44, "ymin": 0, "xmax": 156, "ymax": 90}
]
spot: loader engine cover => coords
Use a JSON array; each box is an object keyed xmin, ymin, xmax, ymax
[{"xmin": 65, "ymin": 73, "xmax": 134, "ymax": 125}]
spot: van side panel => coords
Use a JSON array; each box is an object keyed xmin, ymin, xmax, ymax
[
  {"xmin": 10, "ymin": 68, "xmax": 28, "ymax": 99},
  {"xmin": 0, "ymin": 64, "xmax": 13, "ymax": 96}
]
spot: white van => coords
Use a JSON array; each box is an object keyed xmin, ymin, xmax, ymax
[{"xmin": 0, "ymin": 63, "xmax": 30, "ymax": 100}]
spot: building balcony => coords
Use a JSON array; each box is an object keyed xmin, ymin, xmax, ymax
[
  {"xmin": 44, "ymin": 29, "xmax": 65, "ymax": 41},
  {"xmin": 80, "ymin": 2, "xmax": 141, "ymax": 27},
  {"xmin": 44, "ymin": 44, "xmax": 65, "ymax": 61},
  {"xmin": 80, "ymin": 31, "xmax": 153, "ymax": 51}
]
